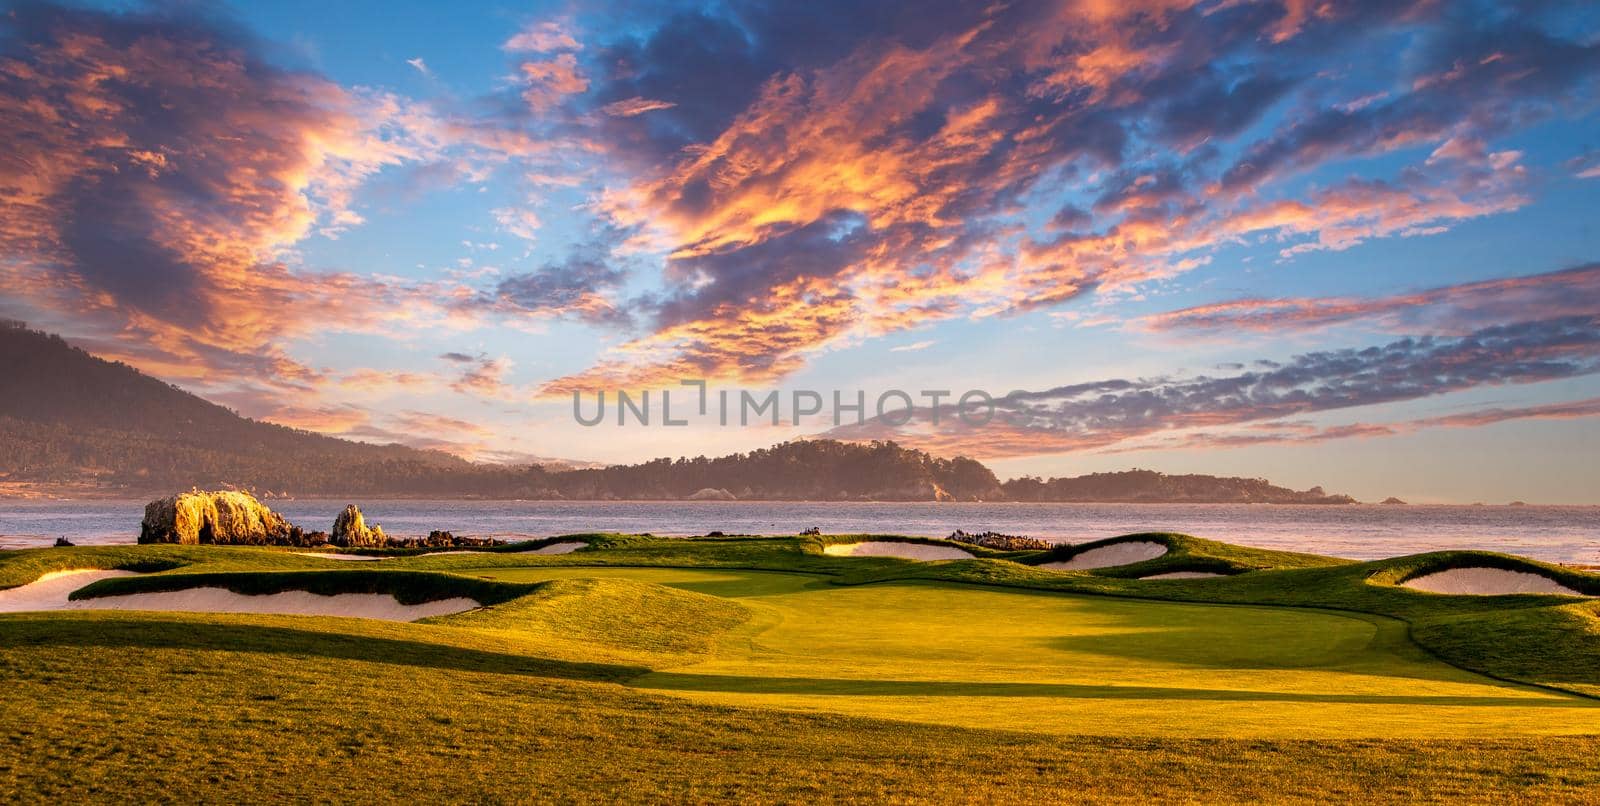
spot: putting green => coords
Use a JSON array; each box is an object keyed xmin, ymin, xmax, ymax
[{"xmin": 467, "ymin": 566, "xmax": 1599, "ymax": 739}]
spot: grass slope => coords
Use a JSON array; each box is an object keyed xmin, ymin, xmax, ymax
[
  {"xmin": 2, "ymin": 533, "xmax": 1599, "ymax": 801},
  {"xmin": 3, "ymin": 611, "xmax": 1598, "ymax": 803}
]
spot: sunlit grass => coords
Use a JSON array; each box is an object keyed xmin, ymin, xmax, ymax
[{"xmin": 3, "ymin": 534, "xmax": 1599, "ymax": 801}]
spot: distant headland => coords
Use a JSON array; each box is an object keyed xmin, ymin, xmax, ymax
[{"xmin": 0, "ymin": 323, "xmax": 1358, "ymax": 504}]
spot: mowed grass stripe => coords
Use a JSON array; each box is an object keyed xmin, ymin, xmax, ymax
[{"xmin": 458, "ymin": 566, "xmax": 1597, "ymax": 739}]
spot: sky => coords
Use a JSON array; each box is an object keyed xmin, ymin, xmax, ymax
[{"xmin": 0, "ymin": 0, "xmax": 1597, "ymax": 503}]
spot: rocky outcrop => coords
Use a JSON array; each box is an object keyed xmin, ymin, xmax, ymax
[
  {"xmin": 330, "ymin": 504, "xmax": 386, "ymax": 548},
  {"xmin": 947, "ymin": 530, "xmax": 1052, "ymax": 551},
  {"xmin": 384, "ymin": 530, "xmax": 506, "ymax": 549},
  {"xmin": 1381, "ymin": 497, "xmax": 1408, "ymax": 505},
  {"xmin": 139, "ymin": 490, "xmax": 303, "ymax": 545}
]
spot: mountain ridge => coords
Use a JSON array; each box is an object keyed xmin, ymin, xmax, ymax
[{"xmin": 0, "ymin": 322, "xmax": 1356, "ymax": 503}]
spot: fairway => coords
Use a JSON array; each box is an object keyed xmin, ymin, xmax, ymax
[{"xmin": 463, "ymin": 566, "xmax": 1598, "ymax": 739}]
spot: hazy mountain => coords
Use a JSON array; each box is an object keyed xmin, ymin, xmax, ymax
[
  {"xmin": 0, "ymin": 323, "xmax": 1357, "ymax": 503},
  {"xmin": 0, "ymin": 321, "xmax": 529, "ymax": 496}
]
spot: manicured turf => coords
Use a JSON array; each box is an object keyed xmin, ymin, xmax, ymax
[
  {"xmin": 467, "ymin": 566, "xmax": 1593, "ymax": 739},
  {"xmin": 2, "ymin": 534, "xmax": 1598, "ymax": 801}
]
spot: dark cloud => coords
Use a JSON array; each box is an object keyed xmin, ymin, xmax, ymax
[
  {"xmin": 490, "ymin": 240, "xmax": 630, "ymax": 326},
  {"xmin": 828, "ymin": 315, "xmax": 1600, "ymax": 456},
  {"xmin": 0, "ymin": 1, "xmax": 477, "ymax": 392},
  {"xmin": 652, "ymin": 210, "xmax": 869, "ymax": 329},
  {"xmin": 1220, "ymin": 12, "xmax": 1600, "ymax": 191},
  {"xmin": 1153, "ymin": 69, "xmax": 1297, "ymax": 149}
]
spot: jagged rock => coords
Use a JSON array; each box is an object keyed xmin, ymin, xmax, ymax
[
  {"xmin": 947, "ymin": 530, "xmax": 1052, "ymax": 551},
  {"xmin": 688, "ymin": 487, "xmax": 737, "ymax": 501},
  {"xmin": 382, "ymin": 532, "xmax": 506, "ymax": 549},
  {"xmin": 331, "ymin": 504, "xmax": 386, "ymax": 548},
  {"xmin": 139, "ymin": 490, "xmax": 300, "ymax": 545}
]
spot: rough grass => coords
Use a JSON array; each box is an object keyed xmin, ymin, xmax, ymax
[
  {"xmin": 1025, "ymin": 532, "xmax": 1350, "ymax": 576},
  {"xmin": 3, "ymin": 611, "xmax": 1599, "ymax": 803},
  {"xmin": 3, "ymin": 534, "xmax": 1600, "ymax": 801}
]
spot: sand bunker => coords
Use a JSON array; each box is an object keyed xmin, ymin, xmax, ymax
[
  {"xmin": 1039, "ymin": 541, "xmax": 1168, "ymax": 570},
  {"xmin": 74, "ymin": 589, "xmax": 479, "ymax": 621},
  {"xmin": 0, "ymin": 569, "xmax": 139, "ymax": 612},
  {"xmin": 293, "ymin": 552, "xmax": 386, "ymax": 561},
  {"xmin": 1401, "ymin": 567, "xmax": 1591, "ymax": 597},
  {"xmin": 1140, "ymin": 571, "xmax": 1226, "ymax": 580},
  {"xmin": 0, "ymin": 568, "xmax": 478, "ymax": 621},
  {"xmin": 823, "ymin": 542, "xmax": 974, "ymax": 560},
  {"xmin": 530, "ymin": 541, "xmax": 588, "ymax": 555}
]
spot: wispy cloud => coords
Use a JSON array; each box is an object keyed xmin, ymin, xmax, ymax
[
  {"xmin": 826, "ymin": 315, "xmax": 1600, "ymax": 457},
  {"xmin": 1142, "ymin": 264, "xmax": 1600, "ymax": 336}
]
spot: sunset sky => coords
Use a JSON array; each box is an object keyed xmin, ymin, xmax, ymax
[{"xmin": 1, "ymin": 0, "xmax": 1597, "ymax": 502}]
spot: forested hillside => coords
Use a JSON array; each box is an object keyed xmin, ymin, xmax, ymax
[{"xmin": 0, "ymin": 323, "xmax": 1357, "ymax": 503}]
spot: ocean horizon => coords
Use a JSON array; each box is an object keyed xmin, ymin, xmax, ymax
[{"xmin": 5, "ymin": 499, "xmax": 1598, "ymax": 564}]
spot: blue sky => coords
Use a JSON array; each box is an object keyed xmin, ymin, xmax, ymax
[{"xmin": 1, "ymin": 0, "xmax": 1597, "ymax": 501}]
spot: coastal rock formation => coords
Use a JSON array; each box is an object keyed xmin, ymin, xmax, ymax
[
  {"xmin": 948, "ymin": 530, "xmax": 1052, "ymax": 551},
  {"xmin": 139, "ymin": 490, "xmax": 301, "ymax": 545},
  {"xmin": 384, "ymin": 530, "xmax": 505, "ymax": 549},
  {"xmin": 331, "ymin": 504, "xmax": 386, "ymax": 548},
  {"xmin": 1382, "ymin": 497, "xmax": 1408, "ymax": 505}
]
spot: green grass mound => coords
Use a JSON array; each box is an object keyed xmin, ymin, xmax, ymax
[
  {"xmin": 438, "ymin": 577, "xmax": 752, "ymax": 664},
  {"xmin": 1368, "ymin": 551, "xmax": 1600, "ymax": 597},
  {"xmin": 1025, "ymin": 532, "xmax": 1347, "ymax": 576}
]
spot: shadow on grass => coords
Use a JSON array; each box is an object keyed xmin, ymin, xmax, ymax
[
  {"xmin": 631, "ymin": 671, "xmax": 1592, "ymax": 707},
  {"xmin": 0, "ymin": 614, "xmax": 643, "ymax": 682}
]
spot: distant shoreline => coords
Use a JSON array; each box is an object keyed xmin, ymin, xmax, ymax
[{"xmin": 1, "ymin": 487, "xmax": 1594, "ymax": 507}]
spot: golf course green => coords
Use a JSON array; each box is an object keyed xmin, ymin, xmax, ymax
[{"xmin": 3, "ymin": 532, "xmax": 1598, "ymax": 801}]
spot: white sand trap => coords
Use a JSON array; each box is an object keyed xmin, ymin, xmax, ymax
[
  {"xmin": 530, "ymin": 541, "xmax": 588, "ymax": 555},
  {"xmin": 71, "ymin": 589, "xmax": 480, "ymax": 621},
  {"xmin": 1039, "ymin": 541, "xmax": 1168, "ymax": 570},
  {"xmin": 823, "ymin": 541, "xmax": 974, "ymax": 561},
  {"xmin": 0, "ymin": 568, "xmax": 478, "ymax": 621},
  {"xmin": 0, "ymin": 569, "xmax": 139, "ymax": 612},
  {"xmin": 1402, "ymin": 567, "xmax": 1591, "ymax": 597},
  {"xmin": 1140, "ymin": 571, "xmax": 1226, "ymax": 580},
  {"xmin": 293, "ymin": 552, "xmax": 386, "ymax": 561}
]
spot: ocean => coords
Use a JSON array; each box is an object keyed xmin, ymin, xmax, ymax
[{"xmin": 3, "ymin": 500, "xmax": 1598, "ymax": 564}]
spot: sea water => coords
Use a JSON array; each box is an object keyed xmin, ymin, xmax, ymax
[{"xmin": 3, "ymin": 500, "xmax": 1598, "ymax": 563}]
